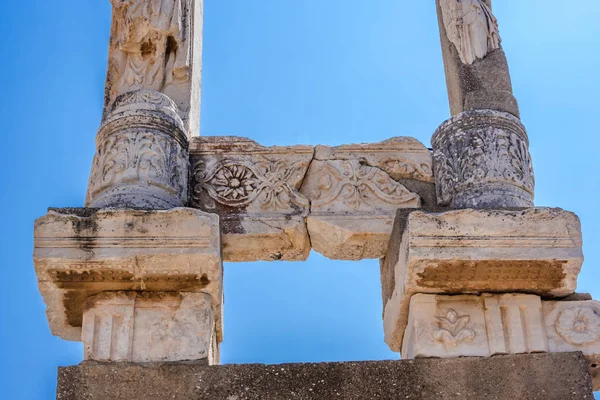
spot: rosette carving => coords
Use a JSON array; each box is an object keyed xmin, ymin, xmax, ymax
[{"xmin": 556, "ymin": 308, "xmax": 600, "ymax": 346}]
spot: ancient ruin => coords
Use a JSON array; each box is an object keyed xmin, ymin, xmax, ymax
[{"xmin": 34, "ymin": 0, "xmax": 598, "ymax": 398}]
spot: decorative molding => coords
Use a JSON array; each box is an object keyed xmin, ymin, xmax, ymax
[{"xmin": 556, "ymin": 308, "xmax": 600, "ymax": 346}]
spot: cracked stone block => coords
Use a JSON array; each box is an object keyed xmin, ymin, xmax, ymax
[
  {"xmin": 33, "ymin": 208, "xmax": 223, "ymax": 343},
  {"xmin": 82, "ymin": 292, "xmax": 218, "ymax": 364},
  {"xmin": 190, "ymin": 136, "xmax": 313, "ymax": 262},
  {"xmin": 382, "ymin": 208, "xmax": 583, "ymax": 352},
  {"xmin": 543, "ymin": 300, "xmax": 600, "ymax": 391},
  {"xmin": 300, "ymin": 137, "xmax": 432, "ymax": 260}
]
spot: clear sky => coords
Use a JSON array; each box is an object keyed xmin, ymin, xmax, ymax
[{"xmin": 0, "ymin": 0, "xmax": 599, "ymax": 398}]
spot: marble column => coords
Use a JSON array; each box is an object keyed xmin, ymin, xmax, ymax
[
  {"xmin": 86, "ymin": 0, "xmax": 204, "ymax": 209},
  {"xmin": 432, "ymin": 0, "xmax": 535, "ymax": 208}
]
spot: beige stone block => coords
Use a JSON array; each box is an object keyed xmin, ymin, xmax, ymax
[
  {"xmin": 190, "ymin": 136, "xmax": 312, "ymax": 262},
  {"xmin": 402, "ymin": 294, "xmax": 489, "ymax": 359},
  {"xmin": 402, "ymin": 294, "xmax": 547, "ymax": 360},
  {"xmin": 33, "ymin": 208, "xmax": 223, "ymax": 343},
  {"xmin": 543, "ymin": 300, "xmax": 600, "ymax": 391},
  {"xmin": 301, "ymin": 138, "xmax": 431, "ymax": 260},
  {"xmin": 382, "ymin": 208, "xmax": 583, "ymax": 351},
  {"xmin": 82, "ymin": 292, "xmax": 217, "ymax": 363}
]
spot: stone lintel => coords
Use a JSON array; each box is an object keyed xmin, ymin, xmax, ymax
[
  {"xmin": 33, "ymin": 208, "xmax": 223, "ymax": 343},
  {"xmin": 56, "ymin": 353, "xmax": 594, "ymax": 399},
  {"xmin": 381, "ymin": 207, "xmax": 584, "ymax": 352}
]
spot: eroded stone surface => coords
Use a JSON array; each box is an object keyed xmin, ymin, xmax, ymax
[
  {"xmin": 402, "ymin": 293, "xmax": 547, "ymax": 359},
  {"xmin": 300, "ymin": 138, "xmax": 432, "ymax": 260},
  {"xmin": 382, "ymin": 207, "xmax": 583, "ymax": 351},
  {"xmin": 82, "ymin": 292, "xmax": 217, "ymax": 364},
  {"xmin": 105, "ymin": 0, "xmax": 204, "ymax": 136},
  {"xmin": 544, "ymin": 300, "xmax": 600, "ymax": 391},
  {"xmin": 189, "ymin": 136, "xmax": 313, "ymax": 262},
  {"xmin": 33, "ymin": 208, "xmax": 223, "ymax": 343},
  {"xmin": 57, "ymin": 353, "xmax": 595, "ymax": 399}
]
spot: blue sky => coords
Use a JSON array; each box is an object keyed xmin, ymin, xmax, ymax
[{"xmin": 1, "ymin": 0, "xmax": 599, "ymax": 398}]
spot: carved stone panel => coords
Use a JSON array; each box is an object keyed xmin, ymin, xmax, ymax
[
  {"xmin": 33, "ymin": 208, "xmax": 223, "ymax": 343},
  {"xmin": 382, "ymin": 207, "xmax": 583, "ymax": 352},
  {"xmin": 300, "ymin": 138, "xmax": 431, "ymax": 260},
  {"xmin": 82, "ymin": 292, "xmax": 217, "ymax": 363},
  {"xmin": 86, "ymin": 90, "xmax": 189, "ymax": 209},
  {"xmin": 190, "ymin": 136, "xmax": 313, "ymax": 262},
  {"xmin": 402, "ymin": 294, "xmax": 490, "ymax": 359},
  {"xmin": 432, "ymin": 109, "xmax": 534, "ymax": 208},
  {"xmin": 543, "ymin": 300, "xmax": 600, "ymax": 390},
  {"xmin": 106, "ymin": 0, "xmax": 204, "ymax": 135}
]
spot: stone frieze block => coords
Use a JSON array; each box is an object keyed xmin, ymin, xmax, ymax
[
  {"xmin": 189, "ymin": 136, "xmax": 313, "ymax": 262},
  {"xmin": 33, "ymin": 208, "xmax": 223, "ymax": 343},
  {"xmin": 382, "ymin": 207, "xmax": 583, "ymax": 351},
  {"xmin": 300, "ymin": 138, "xmax": 432, "ymax": 260},
  {"xmin": 83, "ymin": 292, "xmax": 218, "ymax": 364},
  {"xmin": 402, "ymin": 294, "xmax": 547, "ymax": 359},
  {"xmin": 544, "ymin": 300, "xmax": 600, "ymax": 391}
]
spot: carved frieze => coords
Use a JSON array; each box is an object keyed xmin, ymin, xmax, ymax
[
  {"xmin": 432, "ymin": 109, "xmax": 535, "ymax": 208},
  {"xmin": 439, "ymin": 0, "xmax": 501, "ymax": 65},
  {"xmin": 433, "ymin": 309, "xmax": 476, "ymax": 347},
  {"xmin": 86, "ymin": 89, "xmax": 189, "ymax": 209},
  {"xmin": 189, "ymin": 136, "xmax": 313, "ymax": 262}
]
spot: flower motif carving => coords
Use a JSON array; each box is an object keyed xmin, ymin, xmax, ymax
[
  {"xmin": 556, "ymin": 308, "xmax": 600, "ymax": 346},
  {"xmin": 433, "ymin": 309, "xmax": 476, "ymax": 347},
  {"xmin": 383, "ymin": 158, "xmax": 433, "ymax": 182},
  {"xmin": 192, "ymin": 159, "xmax": 309, "ymax": 212}
]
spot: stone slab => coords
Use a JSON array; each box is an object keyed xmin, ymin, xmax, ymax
[
  {"xmin": 56, "ymin": 353, "xmax": 594, "ymax": 399},
  {"xmin": 33, "ymin": 208, "xmax": 223, "ymax": 343},
  {"xmin": 381, "ymin": 207, "xmax": 583, "ymax": 352},
  {"xmin": 300, "ymin": 137, "xmax": 432, "ymax": 260},
  {"xmin": 82, "ymin": 292, "xmax": 217, "ymax": 364},
  {"xmin": 189, "ymin": 136, "xmax": 313, "ymax": 262}
]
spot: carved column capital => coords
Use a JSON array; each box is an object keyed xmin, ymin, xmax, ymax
[
  {"xmin": 432, "ymin": 109, "xmax": 534, "ymax": 208},
  {"xmin": 86, "ymin": 89, "xmax": 189, "ymax": 209}
]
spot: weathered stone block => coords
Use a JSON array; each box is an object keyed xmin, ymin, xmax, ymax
[
  {"xmin": 382, "ymin": 207, "xmax": 583, "ymax": 351},
  {"xmin": 82, "ymin": 292, "xmax": 217, "ymax": 364},
  {"xmin": 402, "ymin": 294, "xmax": 547, "ymax": 359},
  {"xmin": 33, "ymin": 208, "xmax": 223, "ymax": 343},
  {"xmin": 544, "ymin": 300, "xmax": 600, "ymax": 391},
  {"xmin": 56, "ymin": 353, "xmax": 595, "ymax": 399},
  {"xmin": 190, "ymin": 136, "xmax": 312, "ymax": 262},
  {"xmin": 301, "ymin": 138, "xmax": 432, "ymax": 260}
]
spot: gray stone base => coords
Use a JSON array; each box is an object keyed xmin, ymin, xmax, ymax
[{"xmin": 57, "ymin": 353, "xmax": 594, "ymax": 400}]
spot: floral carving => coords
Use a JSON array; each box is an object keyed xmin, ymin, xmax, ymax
[
  {"xmin": 432, "ymin": 110, "xmax": 535, "ymax": 207},
  {"xmin": 433, "ymin": 309, "xmax": 476, "ymax": 347},
  {"xmin": 309, "ymin": 160, "xmax": 420, "ymax": 212},
  {"xmin": 383, "ymin": 158, "xmax": 433, "ymax": 182},
  {"xmin": 556, "ymin": 308, "xmax": 600, "ymax": 346},
  {"xmin": 192, "ymin": 159, "xmax": 309, "ymax": 212}
]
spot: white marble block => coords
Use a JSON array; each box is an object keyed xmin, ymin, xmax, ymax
[
  {"xmin": 82, "ymin": 292, "xmax": 217, "ymax": 363},
  {"xmin": 402, "ymin": 294, "xmax": 547, "ymax": 359},
  {"xmin": 190, "ymin": 136, "xmax": 313, "ymax": 262},
  {"xmin": 544, "ymin": 300, "xmax": 600, "ymax": 391},
  {"xmin": 382, "ymin": 207, "xmax": 583, "ymax": 352},
  {"xmin": 300, "ymin": 137, "xmax": 432, "ymax": 260},
  {"xmin": 33, "ymin": 208, "xmax": 223, "ymax": 343}
]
